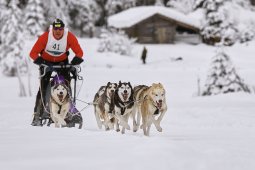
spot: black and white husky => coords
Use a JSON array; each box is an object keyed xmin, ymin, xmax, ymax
[
  {"xmin": 111, "ymin": 81, "xmax": 135, "ymax": 134},
  {"xmin": 93, "ymin": 82, "xmax": 117, "ymax": 130},
  {"xmin": 49, "ymin": 76, "xmax": 71, "ymax": 128}
]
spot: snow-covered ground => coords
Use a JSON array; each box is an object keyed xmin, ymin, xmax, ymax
[{"xmin": 0, "ymin": 38, "xmax": 255, "ymax": 170}]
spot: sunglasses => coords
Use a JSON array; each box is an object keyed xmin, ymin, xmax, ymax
[{"xmin": 53, "ymin": 27, "xmax": 64, "ymax": 31}]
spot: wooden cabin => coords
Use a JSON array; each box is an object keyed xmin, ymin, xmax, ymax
[
  {"xmin": 251, "ymin": 0, "xmax": 255, "ymax": 5},
  {"xmin": 108, "ymin": 6, "xmax": 201, "ymax": 44}
]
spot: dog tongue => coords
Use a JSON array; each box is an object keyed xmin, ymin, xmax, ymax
[
  {"xmin": 109, "ymin": 92, "xmax": 114, "ymax": 97},
  {"xmin": 122, "ymin": 94, "xmax": 128, "ymax": 101},
  {"xmin": 157, "ymin": 102, "xmax": 162, "ymax": 109},
  {"xmin": 58, "ymin": 94, "xmax": 63, "ymax": 101}
]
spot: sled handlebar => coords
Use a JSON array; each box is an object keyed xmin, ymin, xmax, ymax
[{"xmin": 39, "ymin": 64, "xmax": 81, "ymax": 78}]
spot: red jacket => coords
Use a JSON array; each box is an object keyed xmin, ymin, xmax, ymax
[{"xmin": 30, "ymin": 31, "xmax": 83, "ymax": 62}]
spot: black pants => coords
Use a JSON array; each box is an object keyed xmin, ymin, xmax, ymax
[{"xmin": 34, "ymin": 60, "xmax": 71, "ymax": 116}]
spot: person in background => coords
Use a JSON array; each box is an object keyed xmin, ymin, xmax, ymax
[
  {"xmin": 141, "ymin": 46, "xmax": 147, "ymax": 64},
  {"xmin": 29, "ymin": 18, "xmax": 84, "ymax": 126}
]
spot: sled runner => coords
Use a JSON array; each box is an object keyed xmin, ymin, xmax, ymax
[{"xmin": 33, "ymin": 64, "xmax": 83, "ymax": 129}]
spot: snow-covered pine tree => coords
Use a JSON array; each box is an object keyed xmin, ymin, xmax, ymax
[
  {"xmin": 167, "ymin": 0, "xmax": 195, "ymax": 14},
  {"xmin": 107, "ymin": 0, "xmax": 137, "ymax": 15},
  {"xmin": 235, "ymin": 0, "xmax": 253, "ymax": 9},
  {"xmin": 202, "ymin": 49, "xmax": 250, "ymax": 96},
  {"xmin": 155, "ymin": 0, "xmax": 164, "ymax": 6},
  {"xmin": 135, "ymin": 0, "xmax": 156, "ymax": 6},
  {"xmin": 68, "ymin": 0, "xmax": 100, "ymax": 37},
  {"xmin": 239, "ymin": 24, "xmax": 255, "ymax": 43},
  {"xmin": 0, "ymin": 0, "xmax": 26, "ymax": 76},
  {"xmin": 232, "ymin": 0, "xmax": 255, "ymax": 43},
  {"xmin": 0, "ymin": 0, "xmax": 8, "ymax": 45},
  {"xmin": 193, "ymin": 0, "xmax": 204, "ymax": 9},
  {"xmin": 43, "ymin": 0, "xmax": 69, "ymax": 26},
  {"xmin": 95, "ymin": 0, "xmax": 136, "ymax": 26},
  {"xmin": 201, "ymin": 0, "xmax": 238, "ymax": 46},
  {"xmin": 98, "ymin": 28, "xmax": 136, "ymax": 56},
  {"xmin": 0, "ymin": 0, "xmax": 27, "ymax": 96},
  {"xmin": 25, "ymin": 0, "xmax": 46, "ymax": 37},
  {"xmin": 98, "ymin": 29, "xmax": 112, "ymax": 53}
]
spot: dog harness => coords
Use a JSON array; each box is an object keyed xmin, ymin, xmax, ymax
[
  {"xmin": 57, "ymin": 105, "xmax": 62, "ymax": 114},
  {"xmin": 118, "ymin": 100, "xmax": 135, "ymax": 115}
]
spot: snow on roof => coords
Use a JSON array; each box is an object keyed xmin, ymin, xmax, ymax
[{"xmin": 108, "ymin": 6, "xmax": 202, "ymax": 29}]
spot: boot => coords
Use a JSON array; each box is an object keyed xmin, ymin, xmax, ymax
[{"xmin": 31, "ymin": 112, "xmax": 42, "ymax": 126}]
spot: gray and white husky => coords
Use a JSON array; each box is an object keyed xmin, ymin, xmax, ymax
[{"xmin": 93, "ymin": 82, "xmax": 117, "ymax": 130}]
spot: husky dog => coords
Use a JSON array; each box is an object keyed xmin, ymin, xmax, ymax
[
  {"xmin": 49, "ymin": 76, "xmax": 70, "ymax": 128},
  {"xmin": 111, "ymin": 81, "xmax": 135, "ymax": 134},
  {"xmin": 133, "ymin": 85, "xmax": 148, "ymax": 132},
  {"xmin": 134, "ymin": 83, "xmax": 167, "ymax": 136},
  {"xmin": 93, "ymin": 82, "xmax": 117, "ymax": 130}
]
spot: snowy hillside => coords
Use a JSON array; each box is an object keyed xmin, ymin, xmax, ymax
[{"xmin": 0, "ymin": 38, "xmax": 255, "ymax": 170}]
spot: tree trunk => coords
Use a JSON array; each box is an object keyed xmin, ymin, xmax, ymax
[
  {"xmin": 26, "ymin": 59, "xmax": 32, "ymax": 96},
  {"xmin": 15, "ymin": 62, "xmax": 27, "ymax": 97}
]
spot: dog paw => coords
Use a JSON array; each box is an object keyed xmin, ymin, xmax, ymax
[
  {"xmin": 157, "ymin": 127, "xmax": 162, "ymax": 132},
  {"xmin": 144, "ymin": 132, "xmax": 149, "ymax": 136},
  {"xmin": 140, "ymin": 124, "xmax": 143, "ymax": 129},
  {"xmin": 133, "ymin": 126, "xmax": 138, "ymax": 132},
  {"xmin": 96, "ymin": 121, "xmax": 103, "ymax": 129},
  {"xmin": 61, "ymin": 120, "xmax": 66, "ymax": 126},
  {"xmin": 108, "ymin": 123, "xmax": 114, "ymax": 130},
  {"xmin": 55, "ymin": 124, "xmax": 60, "ymax": 128}
]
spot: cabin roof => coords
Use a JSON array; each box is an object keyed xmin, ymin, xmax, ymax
[{"xmin": 108, "ymin": 6, "xmax": 202, "ymax": 30}]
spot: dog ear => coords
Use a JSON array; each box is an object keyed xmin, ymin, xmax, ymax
[
  {"xmin": 118, "ymin": 81, "xmax": 122, "ymax": 86},
  {"xmin": 65, "ymin": 80, "xmax": 70, "ymax": 87},
  {"xmin": 50, "ymin": 81, "xmax": 55, "ymax": 87},
  {"xmin": 128, "ymin": 82, "xmax": 132, "ymax": 88},
  {"xmin": 65, "ymin": 87, "xmax": 70, "ymax": 98},
  {"xmin": 107, "ymin": 82, "xmax": 111, "ymax": 87}
]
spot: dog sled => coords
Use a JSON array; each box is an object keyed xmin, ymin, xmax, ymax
[{"xmin": 32, "ymin": 63, "xmax": 83, "ymax": 129}]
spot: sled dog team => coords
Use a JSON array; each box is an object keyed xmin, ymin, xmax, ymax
[
  {"xmin": 93, "ymin": 81, "xmax": 167, "ymax": 136},
  {"xmin": 49, "ymin": 79, "xmax": 167, "ymax": 136}
]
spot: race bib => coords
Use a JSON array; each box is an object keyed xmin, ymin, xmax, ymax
[{"xmin": 45, "ymin": 26, "xmax": 68, "ymax": 57}]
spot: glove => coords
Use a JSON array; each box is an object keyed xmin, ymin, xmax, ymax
[
  {"xmin": 66, "ymin": 51, "xmax": 70, "ymax": 57},
  {"xmin": 71, "ymin": 56, "xmax": 83, "ymax": 65},
  {"xmin": 33, "ymin": 57, "xmax": 44, "ymax": 65}
]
